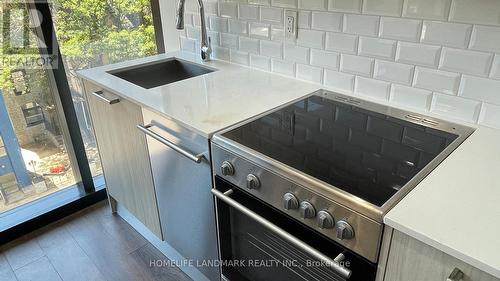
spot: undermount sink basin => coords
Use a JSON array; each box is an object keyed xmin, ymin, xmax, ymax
[{"xmin": 109, "ymin": 58, "xmax": 216, "ymax": 89}]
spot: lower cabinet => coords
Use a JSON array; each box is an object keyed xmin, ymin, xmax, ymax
[
  {"xmin": 84, "ymin": 81, "xmax": 162, "ymax": 239},
  {"xmin": 384, "ymin": 230, "xmax": 499, "ymax": 281}
]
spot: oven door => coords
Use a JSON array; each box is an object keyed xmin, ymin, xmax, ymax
[{"xmin": 213, "ymin": 176, "xmax": 377, "ymax": 281}]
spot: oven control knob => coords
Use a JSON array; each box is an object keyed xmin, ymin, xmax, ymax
[
  {"xmin": 246, "ymin": 174, "xmax": 260, "ymax": 189},
  {"xmin": 317, "ymin": 211, "xmax": 335, "ymax": 229},
  {"xmin": 335, "ymin": 220, "xmax": 354, "ymax": 240},
  {"xmin": 283, "ymin": 193, "xmax": 299, "ymax": 210},
  {"xmin": 299, "ymin": 201, "xmax": 316, "ymax": 219},
  {"xmin": 221, "ymin": 161, "xmax": 235, "ymax": 176}
]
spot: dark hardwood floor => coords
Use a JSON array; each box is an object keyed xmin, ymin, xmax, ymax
[{"xmin": 0, "ymin": 201, "xmax": 192, "ymax": 281}]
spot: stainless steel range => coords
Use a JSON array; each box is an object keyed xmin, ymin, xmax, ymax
[{"xmin": 211, "ymin": 90, "xmax": 474, "ymax": 281}]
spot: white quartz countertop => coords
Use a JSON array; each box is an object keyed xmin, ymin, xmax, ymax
[
  {"xmin": 77, "ymin": 51, "xmax": 319, "ymax": 138},
  {"xmin": 385, "ymin": 126, "xmax": 500, "ymax": 278}
]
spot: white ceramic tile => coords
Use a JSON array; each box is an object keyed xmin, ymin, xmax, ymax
[
  {"xmin": 469, "ymin": 25, "xmax": 500, "ymax": 53},
  {"xmin": 343, "ymin": 14, "xmax": 380, "ymax": 36},
  {"xmin": 402, "ymin": 0, "xmax": 451, "ymax": 20},
  {"xmin": 271, "ymin": 25, "xmax": 285, "ymax": 41},
  {"xmin": 421, "ymin": 21, "xmax": 472, "ymax": 48},
  {"xmin": 219, "ymin": 2, "xmax": 238, "ymax": 18},
  {"xmin": 379, "ymin": 17, "xmax": 422, "ymax": 42},
  {"xmin": 439, "ymin": 47, "xmax": 493, "ymax": 77},
  {"xmin": 310, "ymin": 49, "xmax": 339, "ymax": 70},
  {"xmin": 431, "ymin": 93, "xmax": 481, "ymax": 122},
  {"xmin": 296, "ymin": 64, "xmax": 323, "ymax": 83},
  {"xmin": 284, "ymin": 44, "xmax": 310, "ymax": 64},
  {"xmin": 390, "ymin": 84, "xmax": 433, "ymax": 110},
  {"xmin": 413, "ymin": 67, "xmax": 461, "ymax": 95},
  {"xmin": 250, "ymin": 0, "xmax": 271, "ymax": 5},
  {"xmin": 374, "ymin": 60, "xmax": 415, "ymax": 85},
  {"xmin": 459, "ymin": 75, "xmax": 500, "ymax": 105},
  {"xmin": 311, "ymin": 12, "xmax": 342, "ymax": 32},
  {"xmin": 230, "ymin": 49, "xmax": 249, "ymax": 65},
  {"xmin": 358, "ymin": 37, "xmax": 397, "ymax": 60},
  {"xmin": 325, "ymin": 32, "xmax": 358, "ymax": 54},
  {"xmin": 363, "ymin": 0, "xmax": 404, "ymax": 16},
  {"xmin": 207, "ymin": 31, "xmax": 220, "ymax": 46},
  {"xmin": 212, "ymin": 46, "xmax": 230, "ymax": 60},
  {"xmin": 355, "ymin": 77, "xmax": 391, "ymax": 100},
  {"xmin": 210, "ymin": 16, "xmax": 228, "ymax": 32},
  {"xmin": 271, "ymin": 59, "xmax": 296, "ymax": 76},
  {"xmin": 479, "ymin": 103, "xmax": 500, "ymax": 129},
  {"xmin": 239, "ymin": 37, "xmax": 260, "ymax": 54},
  {"xmin": 260, "ymin": 7, "xmax": 283, "ymax": 24},
  {"xmin": 205, "ymin": 2, "xmax": 219, "ymax": 15},
  {"xmin": 324, "ymin": 70, "xmax": 355, "ymax": 92},
  {"xmin": 180, "ymin": 37, "xmax": 196, "ymax": 52},
  {"xmin": 228, "ymin": 20, "xmax": 248, "ymax": 34},
  {"xmin": 260, "ymin": 40, "xmax": 283, "ymax": 58},
  {"xmin": 239, "ymin": 5, "xmax": 259, "ymax": 20},
  {"xmin": 220, "ymin": 33, "xmax": 239, "ymax": 48},
  {"xmin": 328, "ymin": 0, "xmax": 362, "ymax": 13},
  {"xmin": 340, "ymin": 54, "xmax": 374, "ymax": 77},
  {"xmin": 489, "ymin": 55, "xmax": 500, "ymax": 80},
  {"xmin": 450, "ymin": 0, "xmax": 500, "ymax": 26},
  {"xmin": 297, "ymin": 29, "xmax": 325, "ymax": 49},
  {"xmin": 298, "ymin": 0, "xmax": 327, "ymax": 11},
  {"xmin": 395, "ymin": 42, "xmax": 441, "ymax": 67},
  {"xmin": 298, "ymin": 11, "xmax": 311, "ymax": 28},
  {"xmin": 250, "ymin": 54, "xmax": 271, "ymax": 71},
  {"xmin": 249, "ymin": 22, "xmax": 271, "ymax": 38},
  {"xmin": 271, "ymin": 0, "xmax": 297, "ymax": 8},
  {"xmin": 186, "ymin": 26, "xmax": 200, "ymax": 40}
]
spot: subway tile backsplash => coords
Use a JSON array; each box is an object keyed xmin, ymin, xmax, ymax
[{"xmin": 177, "ymin": 0, "xmax": 500, "ymax": 128}]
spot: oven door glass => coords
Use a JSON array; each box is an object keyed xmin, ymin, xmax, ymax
[{"xmin": 214, "ymin": 176, "xmax": 377, "ymax": 281}]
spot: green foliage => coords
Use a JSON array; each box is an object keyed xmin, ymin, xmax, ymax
[
  {"xmin": 52, "ymin": 0, "xmax": 157, "ymax": 70},
  {"xmin": 1, "ymin": 0, "xmax": 157, "ymax": 92}
]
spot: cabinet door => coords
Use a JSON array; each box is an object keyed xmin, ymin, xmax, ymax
[
  {"xmin": 384, "ymin": 230, "xmax": 499, "ymax": 281},
  {"xmin": 84, "ymin": 81, "xmax": 162, "ymax": 238}
]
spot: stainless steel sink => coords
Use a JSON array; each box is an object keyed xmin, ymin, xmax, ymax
[{"xmin": 109, "ymin": 58, "xmax": 215, "ymax": 89}]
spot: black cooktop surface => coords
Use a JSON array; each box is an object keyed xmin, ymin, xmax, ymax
[{"xmin": 223, "ymin": 94, "xmax": 458, "ymax": 206}]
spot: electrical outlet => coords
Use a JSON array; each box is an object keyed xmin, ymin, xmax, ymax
[{"xmin": 285, "ymin": 10, "xmax": 298, "ymax": 39}]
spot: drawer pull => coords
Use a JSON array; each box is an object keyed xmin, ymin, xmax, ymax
[
  {"xmin": 447, "ymin": 268, "xmax": 464, "ymax": 281},
  {"xmin": 137, "ymin": 124, "xmax": 205, "ymax": 164},
  {"xmin": 92, "ymin": 91, "xmax": 120, "ymax": 105}
]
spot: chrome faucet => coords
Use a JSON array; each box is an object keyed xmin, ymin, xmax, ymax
[{"xmin": 176, "ymin": 0, "xmax": 211, "ymax": 61}]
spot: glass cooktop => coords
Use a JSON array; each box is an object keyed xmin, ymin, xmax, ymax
[{"xmin": 223, "ymin": 94, "xmax": 458, "ymax": 206}]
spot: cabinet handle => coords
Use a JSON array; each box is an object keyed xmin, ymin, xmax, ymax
[
  {"xmin": 137, "ymin": 124, "xmax": 205, "ymax": 164},
  {"xmin": 447, "ymin": 268, "xmax": 464, "ymax": 281},
  {"xmin": 92, "ymin": 90, "xmax": 120, "ymax": 105}
]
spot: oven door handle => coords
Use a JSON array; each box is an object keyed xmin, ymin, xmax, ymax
[{"xmin": 212, "ymin": 188, "xmax": 352, "ymax": 279}]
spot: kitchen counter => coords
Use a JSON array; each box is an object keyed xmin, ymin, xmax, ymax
[
  {"xmin": 77, "ymin": 51, "xmax": 319, "ymax": 138},
  {"xmin": 385, "ymin": 126, "xmax": 500, "ymax": 279}
]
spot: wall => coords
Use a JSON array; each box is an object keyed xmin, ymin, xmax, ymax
[{"xmin": 170, "ymin": 0, "xmax": 500, "ymax": 128}]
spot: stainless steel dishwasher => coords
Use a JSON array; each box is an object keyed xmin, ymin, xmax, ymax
[{"xmin": 138, "ymin": 108, "xmax": 219, "ymax": 281}]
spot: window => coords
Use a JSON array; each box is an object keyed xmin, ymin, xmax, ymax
[
  {"xmin": 0, "ymin": 0, "xmax": 163, "ymax": 222},
  {"xmin": 50, "ymin": 0, "xmax": 163, "ymax": 177}
]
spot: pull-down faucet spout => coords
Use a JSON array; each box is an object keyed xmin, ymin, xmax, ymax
[{"xmin": 176, "ymin": 0, "xmax": 211, "ymax": 61}]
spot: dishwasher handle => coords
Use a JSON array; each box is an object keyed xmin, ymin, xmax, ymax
[
  {"xmin": 137, "ymin": 124, "xmax": 206, "ymax": 164},
  {"xmin": 212, "ymin": 188, "xmax": 352, "ymax": 279}
]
